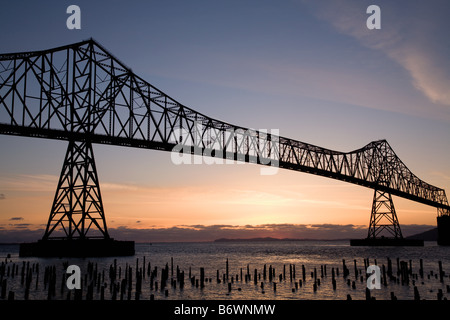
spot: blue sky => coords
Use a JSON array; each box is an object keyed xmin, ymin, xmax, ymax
[{"xmin": 0, "ymin": 0, "xmax": 449, "ymax": 241}]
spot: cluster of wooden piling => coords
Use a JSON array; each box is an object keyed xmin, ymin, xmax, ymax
[
  {"xmin": 341, "ymin": 257, "xmax": 450, "ymax": 300},
  {"xmin": 0, "ymin": 255, "xmax": 448, "ymax": 300}
]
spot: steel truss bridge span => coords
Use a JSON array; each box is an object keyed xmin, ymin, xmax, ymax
[{"xmin": 0, "ymin": 39, "xmax": 448, "ymax": 244}]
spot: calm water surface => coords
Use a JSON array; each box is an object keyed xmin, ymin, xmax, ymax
[{"xmin": 0, "ymin": 241, "xmax": 449, "ymax": 300}]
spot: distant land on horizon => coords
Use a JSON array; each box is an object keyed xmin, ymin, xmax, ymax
[
  {"xmin": 214, "ymin": 237, "xmax": 340, "ymax": 242},
  {"xmin": 215, "ymin": 228, "xmax": 439, "ymax": 242},
  {"xmin": 0, "ymin": 228, "xmax": 438, "ymax": 244}
]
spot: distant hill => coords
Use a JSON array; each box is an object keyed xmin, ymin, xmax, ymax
[
  {"xmin": 215, "ymin": 229, "xmax": 438, "ymax": 242},
  {"xmin": 214, "ymin": 237, "xmax": 340, "ymax": 242},
  {"xmin": 215, "ymin": 237, "xmax": 296, "ymax": 242},
  {"xmin": 406, "ymin": 228, "xmax": 437, "ymax": 241}
]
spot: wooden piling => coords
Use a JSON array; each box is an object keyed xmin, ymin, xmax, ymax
[
  {"xmin": 390, "ymin": 292, "xmax": 397, "ymax": 300},
  {"xmin": 35, "ymin": 263, "xmax": 39, "ymax": 290},
  {"xmin": 365, "ymin": 287, "xmax": 371, "ymax": 300},
  {"xmin": 226, "ymin": 259, "xmax": 229, "ymax": 281},
  {"xmin": 1, "ymin": 279, "xmax": 6, "ymax": 299},
  {"xmin": 419, "ymin": 259, "xmax": 424, "ymax": 278},
  {"xmin": 143, "ymin": 256, "xmax": 146, "ymax": 279},
  {"xmin": 128, "ymin": 266, "xmax": 132, "ymax": 294},
  {"xmin": 342, "ymin": 259, "xmax": 349, "ymax": 278},
  {"xmin": 180, "ymin": 271, "xmax": 185, "ymax": 289},
  {"xmin": 200, "ymin": 268, "xmax": 205, "ymax": 289},
  {"xmin": 414, "ymin": 286, "xmax": 420, "ymax": 300},
  {"xmin": 101, "ymin": 285, "xmax": 105, "ymax": 300},
  {"xmin": 437, "ymin": 289, "xmax": 443, "ymax": 300},
  {"xmin": 387, "ymin": 258, "xmax": 393, "ymax": 279},
  {"xmin": 289, "ymin": 264, "xmax": 293, "ymax": 282}
]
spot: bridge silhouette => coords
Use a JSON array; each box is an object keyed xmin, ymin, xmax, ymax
[{"xmin": 0, "ymin": 39, "xmax": 449, "ymax": 256}]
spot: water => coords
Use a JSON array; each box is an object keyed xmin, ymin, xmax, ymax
[{"xmin": 0, "ymin": 241, "xmax": 449, "ymax": 300}]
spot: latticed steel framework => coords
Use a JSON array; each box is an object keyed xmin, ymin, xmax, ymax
[
  {"xmin": 0, "ymin": 39, "xmax": 449, "ymax": 240},
  {"xmin": 368, "ymin": 190, "xmax": 402, "ymax": 239},
  {"xmin": 43, "ymin": 140, "xmax": 108, "ymax": 240}
]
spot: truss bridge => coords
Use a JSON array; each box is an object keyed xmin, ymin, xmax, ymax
[{"xmin": 1, "ymin": 39, "xmax": 449, "ymax": 255}]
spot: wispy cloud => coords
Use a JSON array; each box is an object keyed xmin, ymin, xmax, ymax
[
  {"xmin": 9, "ymin": 217, "xmax": 23, "ymax": 221},
  {"xmin": 0, "ymin": 174, "xmax": 57, "ymax": 192},
  {"xmin": 302, "ymin": 0, "xmax": 450, "ymax": 106},
  {"xmin": 430, "ymin": 171, "xmax": 450, "ymax": 181}
]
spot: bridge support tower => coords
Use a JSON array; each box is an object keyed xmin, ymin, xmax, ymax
[
  {"xmin": 19, "ymin": 140, "xmax": 134, "ymax": 257},
  {"xmin": 437, "ymin": 206, "xmax": 450, "ymax": 246},
  {"xmin": 350, "ymin": 189, "xmax": 423, "ymax": 246},
  {"xmin": 367, "ymin": 189, "xmax": 403, "ymax": 240}
]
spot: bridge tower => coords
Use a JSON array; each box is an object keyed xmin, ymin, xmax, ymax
[
  {"xmin": 367, "ymin": 189, "xmax": 403, "ymax": 240},
  {"xmin": 19, "ymin": 140, "xmax": 135, "ymax": 256},
  {"xmin": 351, "ymin": 190, "xmax": 423, "ymax": 246},
  {"xmin": 351, "ymin": 142, "xmax": 423, "ymax": 246},
  {"xmin": 437, "ymin": 204, "xmax": 450, "ymax": 245},
  {"xmin": 43, "ymin": 140, "xmax": 109, "ymax": 240}
]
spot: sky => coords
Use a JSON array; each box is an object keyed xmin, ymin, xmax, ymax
[{"xmin": 0, "ymin": 0, "xmax": 449, "ymax": 242}]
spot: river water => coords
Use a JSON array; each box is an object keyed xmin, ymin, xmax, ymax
[{"xmin": 0, "ymin": 241, "xmax": 449, "ymax": 300}]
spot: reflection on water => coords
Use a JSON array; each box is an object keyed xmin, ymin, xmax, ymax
[{"xmin": 0, "ymin": 241, "xmax": 449, "ymax": 300}]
